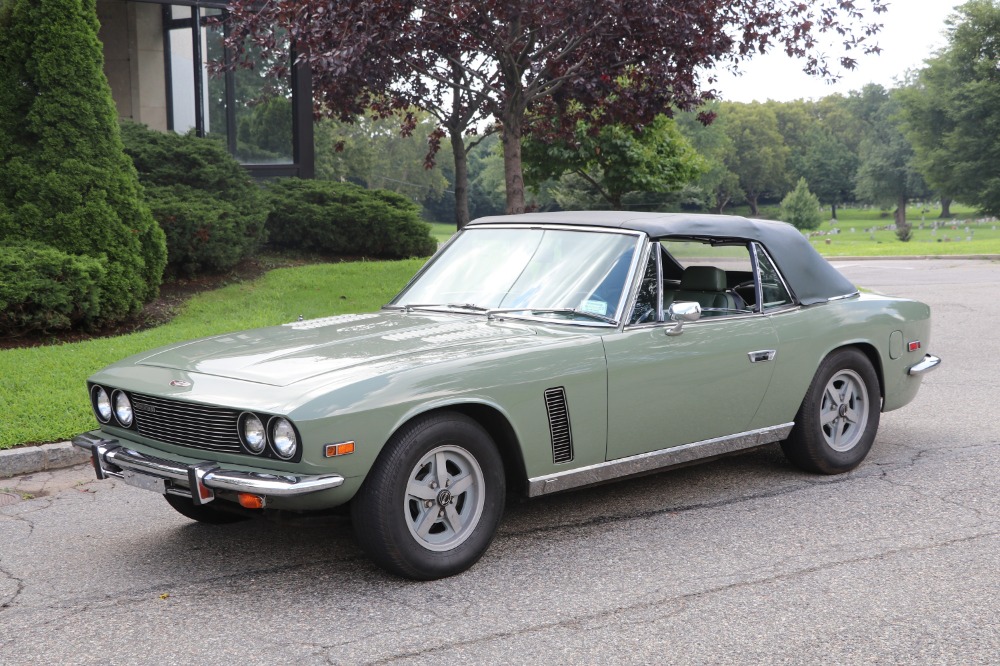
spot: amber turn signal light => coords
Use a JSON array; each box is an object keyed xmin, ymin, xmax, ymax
[
  {"xmin": 237, "ymin": 493, "xmax": 266, "ymax": 510},
  {"xmin": 325, "ymin": 441, "xmax": 356, "ymax": 457}
]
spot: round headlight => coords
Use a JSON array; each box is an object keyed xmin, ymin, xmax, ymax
[
  {"xmin": 270, "ymin": 418, "xmax": 297, "ymax": 460},
  {"xmin": 112, "ymin": 390, "xmax": 133, "ymax": 427},
  {"xmin": 91, "ymin": 386, "xmax": 112, "ymax": 423},
  {"xmin": 240, "ymin": 413, "xmax": 266, "ymax": 454}
]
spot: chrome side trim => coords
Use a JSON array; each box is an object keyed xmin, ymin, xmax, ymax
[
  {"xmin": 73, "ymin": 432, "xmax": 345, "ymax": 499},
  {"xmin": 753, "ymin": 243, "xmax": 798, "ymax": 307},
  {"xmin": 907, "ymin": 354, "xmax": 941, "ymax": 376},
  {"xmin": 826, "ymin": 291, "xmax": 861, "ymax": 302},
  {"xmin": 527, "ymin": 423, "xmax": 794, "ymax": 497}
]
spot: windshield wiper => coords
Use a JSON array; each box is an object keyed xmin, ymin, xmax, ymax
[
  {"xmin": 487, "ymin": 308, "xmax": 618, "ymax": 325},
  {"xmin": 382, "ymin": 303, "xmax": 488, "ymax": 314},
  {"xmin": 446, "ymin": 303, "xmax": 489, "ymax": 311}
]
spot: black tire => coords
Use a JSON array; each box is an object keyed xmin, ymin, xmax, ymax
[
  {"xmin": 164, "ymin": 493, "xmax": 250, "ymax": 524},
  {"xmin": 781, "ymin": 347, "xmax": 881, "ymax": 475},
  {"xmin": 351, "ymin": 412, "xmax": 506, "ymax": 580}
]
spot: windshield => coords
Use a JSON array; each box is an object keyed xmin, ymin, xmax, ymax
[{"xmin": 392, "ymin": 227, "xmax": 639, "ymax": 322}]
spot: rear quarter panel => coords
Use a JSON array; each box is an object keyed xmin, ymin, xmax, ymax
[{"xmin": 750, "ymin": 294, "xmax": 932, "ymax": 429}]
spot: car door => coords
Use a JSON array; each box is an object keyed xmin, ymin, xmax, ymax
[{"xmin": 603, "ymin": 239, "xmax": 780, "ymax": 460}]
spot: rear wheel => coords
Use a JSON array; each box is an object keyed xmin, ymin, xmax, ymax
[
  {"xmin": 351, "ymin": 412, "xmax": 505, "ymax": 580},
  {"xmin": 164, "ymin": 493, "xmax": 249, "ymax": 524},
  {"xmin": 781, "ymin": 348, "xmax": 881, "ymax": 474}
]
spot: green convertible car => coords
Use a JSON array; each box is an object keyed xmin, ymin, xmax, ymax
[{"xmin": 75, "ymin": 212, "xmax": 940, "ymax": 579}]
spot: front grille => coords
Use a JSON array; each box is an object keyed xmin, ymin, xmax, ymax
[
  {"xmin": 131, "ymin": 393, "xmax": 242, "ymax": 454},
  {"xmin": 544, "ymin": 387, "xmax": 574, "ymax": 464}
]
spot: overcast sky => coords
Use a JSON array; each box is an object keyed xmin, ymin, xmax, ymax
[{"xmin": 712, "ymin": 0, "xmax": 967, "ymax": 102}]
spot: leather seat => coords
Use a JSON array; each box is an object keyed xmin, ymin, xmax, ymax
[{"xmin": 667, "ymin": 266, "xmax": 738, "ymax": 314}]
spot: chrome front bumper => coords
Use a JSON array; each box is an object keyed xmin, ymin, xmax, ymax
[
  {"xmin": 907, "ymin": 354, "xmax": 942, "ymax": 376},
  {"xmin": 73, "ymin": 431, "xmax": 345, "ymax": 506}
]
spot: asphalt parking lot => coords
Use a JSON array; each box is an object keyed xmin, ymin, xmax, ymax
[{"xmin": 1, "ymin": 258, "xmax": 997, "ymax": 664}]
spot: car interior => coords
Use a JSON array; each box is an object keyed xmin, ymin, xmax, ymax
[{"xmin": 629, "ymin": 237, "xmax": 794, "ymax": 325}]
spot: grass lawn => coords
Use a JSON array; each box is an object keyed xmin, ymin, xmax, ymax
[
  {"xmin": 0, "ymin": 259, "xmax": 424, "ymax": 450},
  {"xmin": 747, "ymin": 203, "xmax": 1000, "ymax": 257},
  {"xmin": 428, "ymin": 221, "xmax": 457, "ymax": 244}
]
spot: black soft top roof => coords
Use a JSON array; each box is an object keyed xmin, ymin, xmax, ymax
[{"xmin": 467, "ymin": 211, "xmax": 857, "ymax": 306}]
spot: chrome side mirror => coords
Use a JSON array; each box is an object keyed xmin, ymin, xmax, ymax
[{"xmin": 665, "ymin": 301, "xmax": 701, "ymax": 336}]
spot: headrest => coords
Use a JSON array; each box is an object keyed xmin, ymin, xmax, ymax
[{"xmin": 680, "ymin": 266, "xmax": 727, "ymax": 291}]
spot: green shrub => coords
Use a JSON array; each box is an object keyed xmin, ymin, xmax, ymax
[
  {"xmin": 0, "ymin": 0, "xmax": 167, "ymax": 328},
  {"xmin": 119, "ymin": 121, "xmax": 269, "ymax": 276},
  {"xmin": 780, "ymin": 178, "xmax": 823, "ymax": 231},
  {"xmin": 264, "ymin": 179, "xmax": 438, "ymax": 258},
  {"xmin": 0, "ymin": 242, "xmax": 106, "ymax": 333}
]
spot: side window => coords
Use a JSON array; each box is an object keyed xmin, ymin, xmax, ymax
[
  {"xmin": 755, "ymin": 245, "xmax": 794, "ymax": 309},
  {"xmin": 629, "ymin": 248, "xmax": 658, "ymax": 325},
  {"xmin": 660, "ymin": 239, "xmax": 754, "ymax": 317}
]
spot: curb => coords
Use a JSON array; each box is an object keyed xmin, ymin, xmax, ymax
[{"xmin": 0, "ymin": 442, "xmax": 90, "ymax": 479}]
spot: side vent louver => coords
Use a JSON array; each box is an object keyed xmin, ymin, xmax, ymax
[{"xmin": 544, "ymin": 387, "xmax": 574, "ymax": 464}]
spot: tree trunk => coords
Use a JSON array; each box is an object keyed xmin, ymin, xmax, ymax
[
  {"xmin": 747, "ymin": 193, "xmax": 760, "ymax": 217},
  {"xmin": 831, "ymin": 203, "xmax": 837, "ymax": 220},
  {"xmin": 501, "ymin": 113, "xmax": 526, "ymax": 215},
  {"xmin": 713, "ymin": 192, "xmax": 730, "ymax": 215},
  {"xmin": 940, "ymin": 197, "xmax": 953, "ymax": 219},
  {"xmin": 894, "ymin": 194, "xmax": 912, "ymax": 241},
  {"xmin": 450, "ymin": 131, "xmax": 470, "ymax": 230}
]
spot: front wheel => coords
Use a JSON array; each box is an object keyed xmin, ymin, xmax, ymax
[
  {"xmin": 781, "ymin": 348, "xmax": 881, "ymax": 474},
  {"xmin": 351, "ymin": 412, "xmax": 506, "ymax": 580}
]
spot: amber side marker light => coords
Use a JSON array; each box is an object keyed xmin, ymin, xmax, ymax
[
  {"xmin": 238, "ymin": 493, "xmax": 266, "ymax": 510},
  {"xmin": 325, "ymin": 441, "xmax": 356, "ymax": 457}
]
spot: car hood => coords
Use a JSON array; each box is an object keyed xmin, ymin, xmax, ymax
[{"xmin": 134, "ymin": 312, "xmax": 542, "ymax": 387}]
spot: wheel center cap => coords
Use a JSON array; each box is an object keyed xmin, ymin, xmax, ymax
[
  {"xmin": 437, "ymin": 489, "xmax": 454, "ymax": 507},
  {"xmin": 838, "ymin": 404, "xmax": 849, "ymax": 418}
]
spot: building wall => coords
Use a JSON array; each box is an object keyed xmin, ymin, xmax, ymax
[{"xmin": 96, "ymin": 0, "xmax": 167, "ymax": 131}]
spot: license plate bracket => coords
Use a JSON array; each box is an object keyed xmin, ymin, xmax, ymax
[{"xmin": 122, "ymin": 469, "xmax": 167, "ymax": 494}]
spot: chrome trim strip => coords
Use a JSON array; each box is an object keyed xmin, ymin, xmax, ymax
[
  {"xmin": 619, "ymin": 239, "xmax": 654, "ymax": 329},
  {"xmin": 527, "ymin": 423, "xmax": 794, "ymax": 497},
  {"xmin": 907, "ymin": 354, "xmax": 941, "ymax": 376},
  {"xmin": 754, "ymin": 243, "xmax": 799, "ymax": 308},
  {"xmin": 459, "ymin": 223, "xmax": 646, "ymax": 237},
  {"xmin": 73, "ymin": 432, "xmax": 345, "ymax": 498},
  {"xmin": 826, "ymin": 291, "xmax": 861, "ymax": 302}
]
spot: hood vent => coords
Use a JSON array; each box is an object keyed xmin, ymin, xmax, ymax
[
  {"xmin": 283, "ymin": 313, "xmax": 380, "ymax": 330},
  {"xmin": 544, "ymin": 387, "xmax": 574, "ymax": 464}
]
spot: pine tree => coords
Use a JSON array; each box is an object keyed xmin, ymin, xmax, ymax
[{"xmin": 780, "ymin": 178, "xmax": 823, "ymax": 231}]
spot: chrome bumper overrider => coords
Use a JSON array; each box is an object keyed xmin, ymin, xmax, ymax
[
  {"xmin": 907, "ymin": 354, "xmax": 942, "ymax": 376},
  {"xmin": 73, "ymin": 432, "xmax": 345, "ymax": 506}
]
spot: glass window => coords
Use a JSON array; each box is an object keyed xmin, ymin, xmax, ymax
[
  {"xmin": 629, "ymin": 248, "xmax": 658, "ymax": 325},
  {"xmin": 393, "ymin": 228, "xmax": 639, "ymax": 323},
  {"xmin": 659, "ymin": 239, "xmax": 754, "ymax": 317},
  {"xmin": 167, "ymin": 19, "xmax": 197, "ymax": 134},
  {"xmin": 165, "ymin": 5, "xmax": 294, "ymax": 165},
  {"xmin": 755, "ymin": 244, "xmax": 794, "ymax": 310},
  {"xmin": 229, "ymin": 38, "xmax": 293, "ymax": 164}
]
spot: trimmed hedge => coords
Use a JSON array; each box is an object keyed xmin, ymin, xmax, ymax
[
  {"xmin": 120, "ymin": 121, "xmax": 269, "ymax": 277},
  {"xmin": 0, "ymin": 242, "xmax": 106, "ymax": 333},
  {"xmin": 0, "ymin": 0, "xmax": 167, "ymax": 329},
  {"xmin": 264, "ymin": 179, "xmax": 438, "ymax": 258}
]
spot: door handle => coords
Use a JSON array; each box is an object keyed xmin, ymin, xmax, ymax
[{"xmin": 748, "ymin": 350, "xmax": 777, "ymax": 363}]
